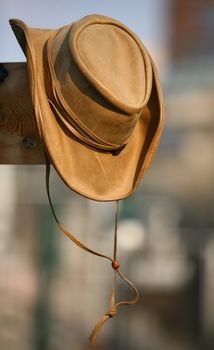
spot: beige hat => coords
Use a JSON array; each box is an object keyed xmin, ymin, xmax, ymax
[
  {"xmin": 9, "ymin": 14, "xmax": 164, "ymax": 344},
  {"xmin": 10, "ymin": 14, "xmax": 164, "ymax": 201}
]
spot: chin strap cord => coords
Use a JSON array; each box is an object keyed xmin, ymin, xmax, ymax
[
  {"xmin": 89, "ymin": 201, "xmax": 140, "ymax": 344},
  {"xmin": 45, "ymin": 152, "xmax": 139, "ymax": 345}
]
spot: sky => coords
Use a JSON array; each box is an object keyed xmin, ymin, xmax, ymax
[{"xmin": 0, "ymin": 0, "xmax": 170, "ymax": 68}]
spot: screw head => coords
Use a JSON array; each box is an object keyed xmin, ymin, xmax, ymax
[{"xmin": 23, "ymin": 137, "xmax": 36, "ymax": 150}]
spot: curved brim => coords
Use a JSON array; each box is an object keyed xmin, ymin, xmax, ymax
[{"xmin": 10, "ymin": 19, "xmax": 164, "ymax": 201}]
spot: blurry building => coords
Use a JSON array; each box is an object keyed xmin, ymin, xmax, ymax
[
  {"xmin": 170, "ymin": 0, "xmax": 214, "ymax": 62},
  {"xmin": 149, "ymin": 0, "xmax": 214, "ymax": 348}
]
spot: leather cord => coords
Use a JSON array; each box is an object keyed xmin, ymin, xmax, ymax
[{"xmin": 44, "ymin": 151, "xmax": 139, "ymax": 344}]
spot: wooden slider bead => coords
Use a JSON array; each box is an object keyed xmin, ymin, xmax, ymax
[{"xmin": 112, "ymin": 260, "xmax": 120, "ymax": 270}]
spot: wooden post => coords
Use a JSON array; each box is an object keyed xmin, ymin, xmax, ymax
[{"xmin": 0, "ymin": 62, "xmax": 44, "ymax": 164}]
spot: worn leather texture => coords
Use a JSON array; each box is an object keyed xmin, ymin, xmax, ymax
[{"xmin": 9, "ymin": 14, "xmax": 164, "ymax": 201}]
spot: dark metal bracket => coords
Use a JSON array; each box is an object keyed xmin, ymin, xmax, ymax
[{"xmin": 0, "ymin": 63, "xmax": 9, "ymax": 83}]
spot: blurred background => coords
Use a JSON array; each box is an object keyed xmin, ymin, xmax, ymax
[{"xmin": 0, "ymin": 0, "xmax": 214, "ymax": 349}]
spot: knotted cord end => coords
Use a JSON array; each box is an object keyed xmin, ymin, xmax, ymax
[{"xmin": 89, "ymin": 309, "xmax": 117, "ymax": 345}]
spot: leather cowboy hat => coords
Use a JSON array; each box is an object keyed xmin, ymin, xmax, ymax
[
  {"xmin": 9, "ymin": 14, "xmax": 164, "ymax": 201},
  {"xmin": 9, "ymin": 14, "xmax": 164, "ymax": 343}
]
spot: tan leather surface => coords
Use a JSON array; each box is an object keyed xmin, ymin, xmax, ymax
[{"xmin": 9, "ymin": 14, "xmax": 164, "ymax": 201}]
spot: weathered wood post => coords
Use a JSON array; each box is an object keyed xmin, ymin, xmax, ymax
[{"xmin": 0, "ymin": 63, "xmax": 44, "ymax": 164}]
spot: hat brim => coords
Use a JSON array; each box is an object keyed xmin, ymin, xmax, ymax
[{"xmin": 10, "ymin": 18, "xmax": 164, "ymax": 201}]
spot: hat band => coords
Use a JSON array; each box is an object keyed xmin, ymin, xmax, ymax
[{"xmin": 48, "ymin": 98, "xmax": 127, "ymax": 154}]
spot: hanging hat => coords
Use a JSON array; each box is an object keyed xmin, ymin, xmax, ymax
[
  {"xmin": 9, "ymin": 14, "xmax": 164, "ymax": 201},
  {"xmin": 9, "ymin": 14, "xmax": 164, "ymax": 344}
]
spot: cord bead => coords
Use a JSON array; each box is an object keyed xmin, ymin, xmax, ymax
[{"xmin": 112, "ymin": 260, "xmax": 120, "ymax": 270}]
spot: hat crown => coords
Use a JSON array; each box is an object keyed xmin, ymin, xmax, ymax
[
  {"xmin": 69, "ymin": 17, "xmax": 147, "ymax": 113},
  {"xmin": 47, "ymin": 15, "xmax": 153, "ymax": 149}
]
